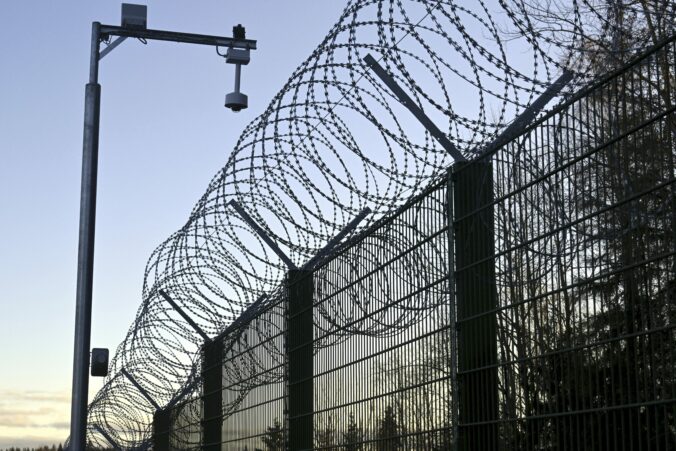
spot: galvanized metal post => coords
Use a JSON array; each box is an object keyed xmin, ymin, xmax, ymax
[
  {"xmin": 286, "ymin": 269, "xmax": 314, "ymax": 451},
  {"xmin": 69, "ymin": 21, "xmax": 102, "ymax": 451},
  {"xmin": 66, "ymin": 19, "xmax": 258, "ymax": 450},
  {"xmin": 202, "ymin": 340, "xmax": 223, "ymax": 451},
  {"xmin": 452, "ymin": 160, "xmax": 499, "ymax": 450},
  {"xmin": 153, "ymin": 409, "xmax": 171, "ymax": 451},
  {"xmin": 445, "ymin": 169, "xmax": 460, "ymax": 449}
]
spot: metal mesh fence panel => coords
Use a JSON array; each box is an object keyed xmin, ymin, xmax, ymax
[
  {"xmin": 452, "ymin": 37, "xmax": 676, "ymax": 450},
  {"xmin": 310, "ymin": 181, "xmax": 453, "ymax": 450},
  {"xmin": 218, "ymin": 294, "xmax": 288, "ymax": 451},
  {"xmin": 152, "ymin": 34, "xmax": 675, "ymax": 451}
]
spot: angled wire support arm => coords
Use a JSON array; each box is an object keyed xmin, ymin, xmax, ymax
[
  {"xmin": 303, "ymin": 207, "xmax": 372, "ymax": 269},
  {"xmin": 228, "ymin": 200, "xmax": 297, "ymax": 269},
  {"xmin": 121, "ymin": 368, "xmax": 161, "ymax": 411},
  {"xmin": 476, "ymin": 69, "xmax": 574, "ymax": 158},
  {"xmin": 363, "ymin": 54, "xmax": 465, "ymax": 162},
  {"xmin": 158, "ymin": 290, "xmax": 211, "ymax": 342},
  {"xmin": 92, "ymin": 424, "xmax": 121, "ymax": 451}
]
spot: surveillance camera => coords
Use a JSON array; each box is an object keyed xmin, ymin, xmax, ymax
[
  {"xmin": 223, "ymin": 24, "xmax": 253, "ymax": 113},
  {"xmin": 225, "ymin": 91, "xmax": 248, "ymax": 112}
]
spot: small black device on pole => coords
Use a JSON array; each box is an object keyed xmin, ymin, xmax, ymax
[{"xmin": 90, "ymin": 348, "xmax": 109, "ymax": 377}]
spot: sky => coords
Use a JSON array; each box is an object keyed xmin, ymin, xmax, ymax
[{"xmin": 0, "ymin": 1, "xmax": 347, "ymax": 447}]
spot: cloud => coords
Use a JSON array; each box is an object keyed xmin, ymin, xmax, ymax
[
  {"xmin": 45, "ymin": 422, "xmax": 69, "ymax": 430},
  {"xmin": 0, "ymin": 390, "xmax": 70, "ymax": 431},
  {"xmin": 0, "ymin": 418, "xmax": 69, "ymax": 429},
  {"xmin": 0, "ymin": 407, "xmax": 54, "ymax": 426},
  {"xmin": 0, "ymin": 414, "xmax": 34, "ymax": 428},
  {"xmin": 0, "ymin": 390, "xmax": 70, "ymax": 404}
]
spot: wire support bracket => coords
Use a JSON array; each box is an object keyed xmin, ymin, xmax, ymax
[
  {"xmin": 303, "ymin": 207, "xmax": 372, "ymax": 269},
  {"xmin": 159, "ymin": 290, "xmax": 211, "ymax": 342},
  {"xmin": 92, "ymin": 424, "xmax": 122, "ymax": 451},
  {"xmin": 475, "ymin": 69, "xmax": 574, "ymax": 158},
  {"xmin": 363, "ymin": 53, "xmax": 466, "ymax": 162},
  {"xmin": 228, "ymin": 199, "xmax": 297, "ymax": 269},
  {"xmin": 121, "ymin": 368, "xmax": 162, "ymax": 411}
]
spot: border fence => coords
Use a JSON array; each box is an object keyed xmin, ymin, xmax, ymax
[{"xmin": 140, "ymin": 35, "xmax": 676, "ymax": 451}]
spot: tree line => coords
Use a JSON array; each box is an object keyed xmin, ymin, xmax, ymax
[
  {"xmin": 2, "ymin": 445, "xmax": 63, "ymax": 451},
  {"xmin": 257, "ymin": 403, "xmax": 449, "ymax": 451}
]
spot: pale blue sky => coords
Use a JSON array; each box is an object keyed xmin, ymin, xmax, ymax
[{"xmin": 0, "ymin": 1, "xmax": 345, "ymax": 446}]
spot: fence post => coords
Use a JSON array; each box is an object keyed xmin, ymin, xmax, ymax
[
  {"xmin": 202, "ymin": 340, "xmax": 223, "ymax": 451},
  {"xmin": 153, "ymin": 409, "xmax": 171, "ymax": 451},
  {"xmin": 286, "ymin": 269, "xmax": 314, "ymax": 451},
  {"xmin": 451, "ymin": 160, "xmax": 499, "ymax": 450}
]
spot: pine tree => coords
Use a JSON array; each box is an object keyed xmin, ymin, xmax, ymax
[
  {"xmin": 261, "ymin": 418, "xmax": 284, "ymax": 451},
  {"xmin": 489, "ymin": 1, "xmax": 675, "ymax": 448},
  {"xmin": 342, "ymin": 412, "xmax": 364, "ymax": 451},
  {"xmin": 314, "ymin": 414, "xmax": 337, "ymax": 448},
  {"xmin": 376, "ymin": 405, "xmax": 402, "ymax": 450}
]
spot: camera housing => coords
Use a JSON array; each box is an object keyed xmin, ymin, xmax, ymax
[
  {"xmin": 225, "ymin": 92, "xmax": 248, "ymax": 112},
  {"xmin": 91, "ymin": 348, "xmax": 109, "ymax": 377},
  {"xmin": 224, "ymin": 25, "xmax": 250, "ymax": 112}
]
